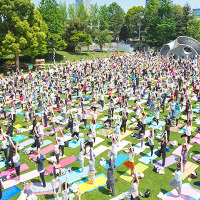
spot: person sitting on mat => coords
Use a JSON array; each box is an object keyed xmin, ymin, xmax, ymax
[
  {"xmin": 107, "ymin": 155, "xmax": 115, "ymax": 196},
  {"xmin": 169, "ymin": 155, "xmax": 183, "ymax": 198},
  {"xmin": 124, "ymin": 143, "xmax": 136, "ymax": 177}
]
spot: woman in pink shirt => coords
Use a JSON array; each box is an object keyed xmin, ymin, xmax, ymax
[
  {"xmin": 83, "ymin": 83, "xmax": 87, "ymax": 95},
  {"xmin": 20, "ymin": 94, "xmax": 24, "ymax": 110},
  {"xmin": 116, "ymin": 93, "xmax": 122, "ymax": 108}
]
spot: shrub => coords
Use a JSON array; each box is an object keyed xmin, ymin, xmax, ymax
[
  {"xmin": 75, "ymin": 49, "xmax": 79, "ymax": 53},
  {"xmin": 119, "ymin": 50, "xmax": 125, "ymax": 53}
]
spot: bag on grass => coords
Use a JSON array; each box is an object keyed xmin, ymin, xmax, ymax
[
  {"xmin": 144, "ymin": 189, "xmax": 150, "ymax": 198},
  {"xmin": 155, "ymin": 150, "xmax": 161, "ymax": 157}
]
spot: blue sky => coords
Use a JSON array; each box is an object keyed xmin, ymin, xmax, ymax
[{"xmin": 31, "ymin": 0, "xmax": 200, "ymax": 12}]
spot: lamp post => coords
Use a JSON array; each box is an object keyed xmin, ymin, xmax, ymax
[{"xmin": 53, "ymin": 48, "xmax": 56, "ymax": 64}]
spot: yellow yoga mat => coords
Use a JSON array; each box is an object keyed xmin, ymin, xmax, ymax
[
  {"xmin": 14, "ymin": 124, "xmax": 22, "ymax": 128},
  {"xmin": 77, "ymin": 174, "xmax": 107, "ymax": 194},
  {"xmin": 121, "ymin": 130, "xmax": 132, "ymax": 140},
  {"xmin": 172, "ymin": 161, "xmax": 199, "ymax": 180},
  {"xmin": 120, "ymin": 163, "xmax": 148, "ymax": 182}
]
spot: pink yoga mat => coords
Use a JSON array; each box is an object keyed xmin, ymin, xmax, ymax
[
  {"xmin": 0, "ymin": 163, "xmax": 29, "ymax": 178},
  {"xmin": 44, "ymin": 126, "xmax": 65, "ymax": 136},
  {"xmin": 0, "ymin": 112, "xmax": 11, "ymax": 118},
  {"xmin": 191, "ymin": 133, "xmax": 200, "ymax": 144},
  {"xmin": 29, "ymin": 144, "xmax": 54, "ymax": 158},
  {"xmin": 45, "ymin": 155, "xmax": 76, "ymax": 173},
  {"xmin": 2, "ymin": 170, "xmax": 40, "ymax": 189},
  {"xmin": 162, "ymin": 183, "xmax": 200, "ymax": 200},
  {"xmin": 172, "ymin": 144, "xmax": 193, "ymax": 156},
  {"xmin": 153, "ymin": 155, "xmax": 178, "ymax": 168}
]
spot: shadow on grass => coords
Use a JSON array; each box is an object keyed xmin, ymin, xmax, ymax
[
  {"xmin": 31, "ymin": 178, "xmax": 41, "ymax": 182},
  {"xmin": 168, "ymin": 167, "xmax": 175, "ymax": 172},
  {"xmin": 107, "ymin": 141, "xmax": 112, "ymax": 146},
  {"xmin": 71, "ymin": 166, "xmax": 79, "ymax": 171},
  {"xmin": 98, "ymin": 186, "xmax": 109, "ymax": 195},
  {"xmin": 45, "ymin": 194, "xmax": 55, "ymax": 199},
  {"xmin": 161, "ymin": 188, "xmax": 168, "ymax": 194},
  {"xmin": 117, "ymin": 170, "xmax": 125, "ymax": 175}
]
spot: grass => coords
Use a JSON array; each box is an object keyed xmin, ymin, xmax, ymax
[{"xmin": 0, "ymin": 76, "xmax": 200, "ymax": 200}]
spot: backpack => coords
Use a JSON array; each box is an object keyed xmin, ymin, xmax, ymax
[{"xmin": 144, "ymin": 189, "xmax": 150, "ymax": 198}]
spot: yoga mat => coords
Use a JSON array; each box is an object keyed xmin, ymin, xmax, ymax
[
  {"xmin": 96, "ymin": 127, "xmax": 115, "ymax": 137},
  {"xmin": 23, "ymin": 181, "xmax": 62, "ymax": 195},
  {"xmin": 29, "ymin": 144, "xmax": 54, "ymax": 158},
  {"xmin": 47, "ymin": 155, "xmax": 66, "ymax": 163},
  {"xmin": 85, "ymin": 145, "xmax": 109, "ymax": 159},
  {"xmin": 191, "ymin": 133, "xmax": 200, "ymax": 145},
  {"xmin": 2, "ymin": 170, "xmax": 40, "ymax": 189},
  {"xmin": 59, "ymin": 166, "xmax": 93, "ymax": 184},
  {"xmin": 0, "ymin": 161, "xmax": 5, "ymax": 169},
  {"xmin": 44, "ymin": 126, "xmax": 65, "ymax": 136},
  {"xmin": 162, "ymin": 183, "xmax": 200, "ymax": 200},
  {"xmin": 120, "ymin": 130, "xmax": 132, "ymax": 140},
  {"xmin": 0, "ymin": 163, "xmax": 29, "ymax": 178},
  {"xmin": 86, "ymin": 123, "xmax": 103, "ymax": 130},
  {"xmin": 153, "ymin": 155, "xmax": 178, "ymax": 168},
  {"xmin": 138, "ymin": 149, "xmax": 158, "ymax": 165},
  {"xmin": 18, "ymin": 138, "xmax": 35, "ymax": 150},
  {"xmin": 12, "ymin": 135, "xmax": 27, "ymax": 143},
  {"xmin": 93, "ymin": 137, "xmax": 104, "ymax": 146},
  {"xmin": 170, "ymin": 124, "xmax": 184, "ymax": 132},
  {"xmin": 13, "ymin": 124, "xmax": 22, "ymax": 129},
  {"xmin": 2, "ymin": 185, "xmax": 22, "ymax": 200},
  {"xmin": 108, "ymin": 140, "xmax": 130, "ymax": 151},
  {"xmin": 192, "ymin": 154, "xmax": 200, "ymax": 163},
  {"xmin": 172, "ymin": 144, "xmax": 193, "ymax": 156},
  {"xmin": 74, "ymin": 173, "xmax": 107, "ymax": 194},
  {"xmin": 68, "ymin": 139, "xmax": 86, "ymax": 149},
  {"xmin": 23, "ymin": 140, "xmax": 52, "ymax": 153},
  {"xmin": 45, "ymin": 155, "xmax": 76, "ymax": 173},
  {"xmin": 172, "ymin": 161, "xmax": 199, "ymax": 180},
  {"xmin": 104, "ymin": 153, "xmax": 129, "ymax": 169}
]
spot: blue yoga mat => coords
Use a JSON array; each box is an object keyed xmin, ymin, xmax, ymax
[
  {"xmin": 138, "ymin": 149, "xmax": 158, "ymax": 165},
  {"xmin": 2, "ymin": 185, "xmax": 22, "ymax": 200},
  {"xmin": 7, "ymin": 106, "xmax": 21, "ymax": 111},
  {"xmin": 86, "ymin": 123, "xmax": 103, "ymax": 130},
  {"xmin": 73, "ymin": 173, "xmax": 107, "ymax": 194},
  {"xmin": 69, "ymin": 139, "xmax": 86, "ymax": 149},
  {"xmin": 72, "ymin": 95, "xmax": 78, "ymax": 99},
  {"xmin": 22, "ymin": 140, "xmax": 52, "ymax": 153},
  {"xmin": 17, "ymin": 112, "xmax": 25, "ymax": 116},
  {"xmin": 13, "ymin": 135, "xmax": 27, "ymax": 143},
  {"xmin": 146, "ymin": 116, "xmax": 154, "ymax": 123},
  {"xmin": 103, "ymin": 153, "xmax": 129, "ymax": 169},
  {"xmin": 59, "ymin": 166, "xmax": 91, "ymax": 184}
]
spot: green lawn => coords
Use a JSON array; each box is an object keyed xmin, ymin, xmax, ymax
[{"xmin": 0, "ymin": 77, "xmax": 200, "ymax": 200}]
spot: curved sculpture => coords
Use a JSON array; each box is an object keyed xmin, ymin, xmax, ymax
[{"xmin": 160, "ymin": 36, "xmax": 200, "ymax": 58}]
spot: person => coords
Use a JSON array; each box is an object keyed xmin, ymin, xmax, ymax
[
  {"xmin": 5, "ymin": 137, "xmax": 15, "ymax": 168},
  {"xmin": 9, "ymin": 139, "xmax": 20, "ymax": 181},
  {"xmin": 145, "ymin": 128, "xmax": 154, "ymax": 163},
  {"xmin": 75, "ymin": 139, "xmax": 85, "ymax": 173},
  {"xmin": 178, "ymin": 142, "xmax": 188, "ymax": 172},
  {"xmin": 169, "ymin": 155, "xmax": 183, "ymax": 198},
  {"xmin": 107, "ymin": 155, "xmax": 115, "ymax": 196},
  {"xmin": 1, "ymin": 134, "xmax": 8, "ymax": 160},
  {"xmin": 124, "ymin": 143, "xmax": 135, "ymax": 177},
  {"xmin": 62, "ymin": 172, "xmax": 70, "ymax": 200},
  {"xmin": 160, "ymin": 131, "xmax": 168, "ymax": 168},
  {"xmin": 38, "ymin": 119, "xmax": 44, "ymax": 146},
  {"xmin": 52, "ymin": 162, "xmax": 60, "ymax": 200},
  {"xmin": 120, "ymin": 112, "xmax": 127, "ymax": 135},
  {"xmin": 181, "ymin": 120, "xmax": 191, "ymax": 143},
  {"xmin": 88, "ymin": 147, "xmax": 95, "ymax": 186},
  {"xmin": 110, "ymin": 135, "xmax": 118, "ymax": 166},
  {"xmin": 32, "ymin": 127, "xmax": 41, "ymax": 149},
  {"xmin": 65, "ymin": 113, "xmax": 73, "ymax": 134},
  {"xmin": 131, "ymin": 173, "xmax": 139, "ymax": 199},
  {"xmin": 174, "ymin": 101, "xmax": 180, "ymax": 126},
  {"xmin": 165, "ymin": 116, "xmax": 171, "ymax": 142},
  {"xmin": 58, "ymin": 128, "xmax": 65, "ymax": 157},
  {"xmin": 37, "ymin": 148, "xmax": 46, "ymax": 187}
]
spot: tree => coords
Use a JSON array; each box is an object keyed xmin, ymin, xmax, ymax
[
  {"xmin": 38, "ymin": 0, "xmax": 67, "ymax": 54},
  {"xmin": 0, "ymin": 0, "xmax": 47, "ymax": 69},
  {"xmin": 182, "ymin": 3, "xmax": 193, "ymax": 35},
  {"xmin": 156, "ymin": 0, "xmax": 176, "ymax": 45},
  {"xmin": 68, "ymin": 3, "xmax": 77, "ymax": 20},
  {"xmin": 125, "ymin": 6, "xmax": 146, "ymax": 40},
  {"xmin": 99, "ymin": 5, "xmax": 110, "ymax": 31},
  {"xmin": 119, "ymin": 25, "xmax": 129, "ymax": 42},
  {"xmin": 63, "ymin": 19, "xmax": 87, "ymax": 52},
  {"xmin": 187, "ymin": 15, "xmax": 200, "ymax": 41},
  {"xmin": 107, "ymin": 2, "xmax": 125, "ymax": 41},
  {"xmin": 173, "ymin": 5, "xmax": 184, "ymax": 37},
  {"xmin": 76, "ymin": 3, "xmax": 88, "ymax": 23},
  {"xmin": 145, "ymin": 0, "xmax": 160, "ymax": 47},
  {"xmin": 96, "ymin": 29, "xmax": 112, "ymax": 50}
]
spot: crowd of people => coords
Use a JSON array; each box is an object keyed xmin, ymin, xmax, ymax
[{"xmin": 0, "ymin": 51, "xmax": 200, "ymax": 200}]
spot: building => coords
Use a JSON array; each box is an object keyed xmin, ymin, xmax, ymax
[
  {"xmin": 193, "ymin": 8, "xmax": 200, "ymax": 18},
  {"xmin": 146, "ymin": 0, "xmax": 173, "ymax": 7},
  {"xmin": 75, "ymin": 0, "xmax": 83, "ymax": 7}
]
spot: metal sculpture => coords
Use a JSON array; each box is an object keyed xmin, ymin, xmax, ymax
[{"xmin": 160, "ymin": 36, "xmax": 200, "ymax": 58}]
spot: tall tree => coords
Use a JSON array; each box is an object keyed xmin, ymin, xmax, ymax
[
  {"xmin": 58, "ymin": 1, "xmax": 68, "ymax": 28},
  {"xmin": 99, "ymin": 5, "xmax": 110, "ymax": 31},
  {"xmin": 173, "ymin": 5, "xmax": 184, "ymax": 37},
  {"xmin": 76, "ymin": 3, "xmax": 88, "ymax": 23},
  {"xmin": 125, "ymin": 6, "xmax": 146, "ymax": 40},
  {"xmin": 145, "ymin": 0, "xmax": 160, "ymax": 47},
  {"xmin": 107, "ymin": 2, "xmax": 125, "ymax": 41},
  {"xmin": 182, "ymin": 3, "xmax": 193, "ymax": 35},
  {"xmin": 156, "ymin": 0, "xmax": 176, "ymax": 45},
  {"xmin": 119, "ymin": 25, "xmax": 129, "ymax": 42},
  {"xmin": 0, "ymin": 0, "xmax": 47, "ymax": 69},
  {"xmin": 187, "ymin": 15, "xmax": 200, "ymax": 41},
  {"xmin": 68, "ymin": 3, "xmax": 77, "ymax": 20}
]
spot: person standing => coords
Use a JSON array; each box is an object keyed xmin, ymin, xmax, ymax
[
  {"xmin": 37, "ymin": 148, "xmax": 46, "ymax": 188},
  {"xmin": 169, "ymin": 155, "xmax": 183, "ymax": 198},
  {"xmin": 88, "ymin": 147, "xmax": 95, "ymax": 186},
  {"xmin": 107, "ymin": 156, "xmax": 115, "ymax": 196}
]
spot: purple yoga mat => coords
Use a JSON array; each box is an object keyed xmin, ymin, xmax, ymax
[
  {"xmin": 44, "ymin": 126, "xmax": 65, "ymax": 136},
  {"xmin": 153, "ymin": 155, "xmax": 178, "ymax": 168},
  {"xmin": 18, "ymin": 138, "xmax": 35, "ymax": 150}
]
